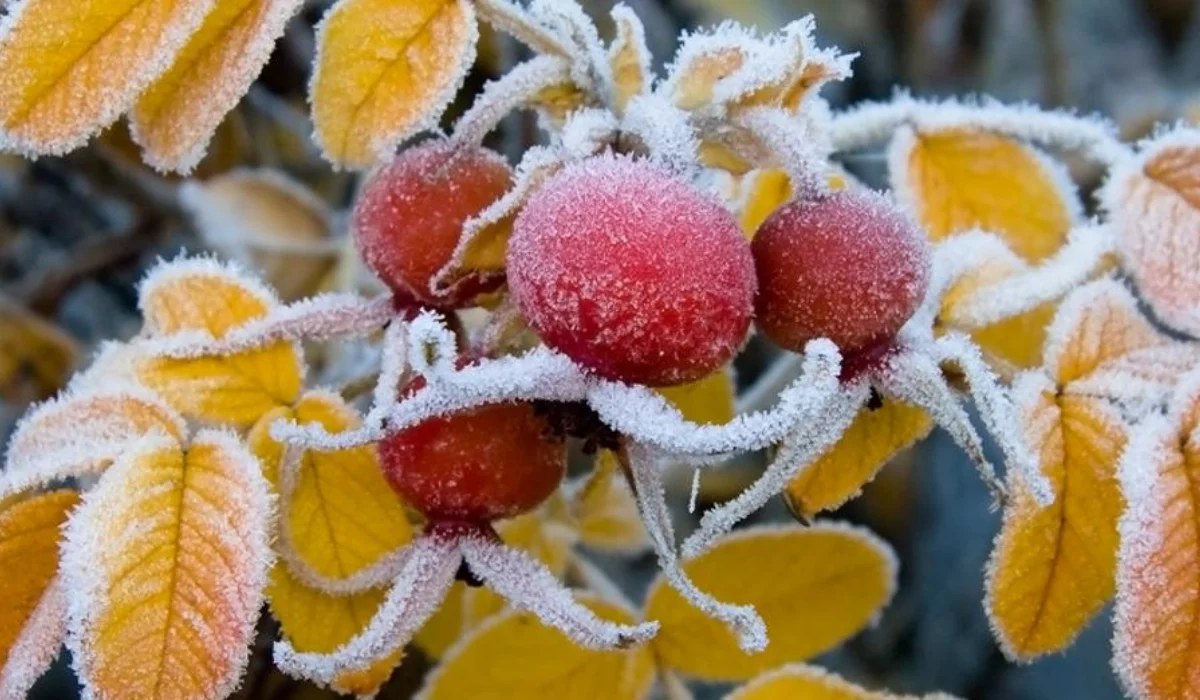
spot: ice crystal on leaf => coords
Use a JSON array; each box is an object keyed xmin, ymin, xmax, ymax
[{"xmin": 3, "ymin": 1, "xmax": 1200, "ymax": 698}]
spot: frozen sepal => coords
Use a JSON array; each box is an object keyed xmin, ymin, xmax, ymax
[
  {"xmin": 1, "ymin": 383, "xmax": 186, "ymax": 500},
  {"xmin": 141, "ymin": 292, "xmax": 395, "ymax": 358},
  {"xmin": 587, "ymin": 338, "xmax": 842, "ymax": 456},
  {"xmin": 681, "ymin": 381, "xmax": 868, "ymax": 558},
  {"xmin": 619, "ymin": 95, "xmax": 700, "ymax": 177},
  {"xmin": 936, "ymin": 333, "xmax": 1050, "ymax": 506},
  {"xmin": 451, "ymin": 55, "xmax": 576, "ymax": 146},
  {"xmin": 458, "ymin": 534, "xmax": 658, "ymax": 649},
  {"xmin": 274, "ymin": 535, "xmax": 460, "ymax": 686},
  {"xmin": 626, "ymin": 442, "xmax": 769, "ymax": 653},
  {"xmin": 881, "ymin": 347, "xmax": 1007, "ymax": 506}
]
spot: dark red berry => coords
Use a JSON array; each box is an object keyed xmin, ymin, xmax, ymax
[
  {"xmin": 353, "ymin": 140, "xmax": 512, "ymax": 308},
  {"xmin": 506, "ymin": 155, "xmax": 756, "ymax": 387},
  {"xmin": 752, "ymin": 189, "xmax": 930, "ymax": 358}
]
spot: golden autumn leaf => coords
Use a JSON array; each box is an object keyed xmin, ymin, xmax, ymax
[
  {"xmin": 0, "ymin": 490, "xmax": 77, "ymax": 698},
  {"xmin": 310, "ymin": 0, "xmax": 477, "ymax": 168},
  {"xmin": 1102, "ymin": 128, "xmax": 1200, "ymax": 336},
  {"xmin": 0, "ymin": 0, "xmax": 215, "ymax": 155},
  {"xmin": 890, "ymin": 128, "xmax": 1080, "ymax": 262},
  {"xmin": 1113, "ymin": 373, "xmax": 1200, "ymax": 699},
  {"xmin": 985, "ymin": 374, "xmax": 1126, "ymax": 659},
  {"xmin": 250, "ymin": 391, "xmax": 411, "ymax": 695},
  {"xmin": 657, "ymin": 369, "xmax": 737, "ymax": 426},
  {"xmin": 571, "ymin": 451, "xmax": 648, "ymax": 553},
  {"xmin": 0, "ymin": 298, "xmax": 78, "ymax": 404},
  {"xmin": 417, "ymin": 594, "xmax": 656, "ymax": 700},
  {"xmin": 63, "ymin": 431, "xmax": 272, "ymax": 700},
  {"xmin": 726, "ymin": 663, "xmax": 956, "ymax": 700},
  {"xmin": 785, "ymin": 398, "xmax": 932, "ymax": 521},
  {"xmin": 1044, "ymin": 278, "xmax": 1166, "ymax": 386},
  {"xmin": 136, "ymin": 259, "xmax": 303, "ymax": 426},
  {"xmin": 645, "ymin": 524, "xmax": 896, "ymax": 682},
  {"xmin": 738, "ymin": 168, "xmax": 792, "ymax": 238},
  {"xmin": 131, "ymin": 0, "xmax": 303, "ymax": 172},
  {"xmin": 179, "ymin": 169, "xmax": 337, "ymax": 301}
]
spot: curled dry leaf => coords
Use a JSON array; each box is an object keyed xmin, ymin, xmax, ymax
[
  {"xmin": 1102, "ymin": 127, "xmax": 1200, "ymax": 336},
  {"xmin": 1113, "ymin": 371, "xmax": 1200, "ymax": 699},
  {"xmin": 310, "ymin": 0, "xmax": 478, "ymax": 168},
  {"xmin": 0, "ymin": 0, "xmax": 214, "ymax": 154},
  {"xmin": 136, "ymin": 258, "xmax": 303, "ymax": 426},
  {"xmin": 644, "ymin": 524, "xmax": 897, "ymax": 682},
  {"xmin": 890, "ymin": 127, "xmax": 1081, "ymax": 262},
  {"xmin": 0, "ymin": 490, "xmax": 78, "ymax": 699},
  {"xmin": 416, "ymin": 594, "xmax": 656, "ymax": 700},
  {"xmin": 62, "ymin": 431, "xmax": 272, "ymax": 700},
  {"xmin": 131, "ymin": 0, "xmax": 304, "ymax": 172},
  {"xmin": 179, "ymin": 169, "xmax": 337, "ymax": 301},
  {"xmin": 986, "ymin": 280, "xmax": 1168, "ymax": 659}
]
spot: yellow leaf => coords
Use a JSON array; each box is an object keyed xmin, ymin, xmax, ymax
[
  {"xmin": 1103, "ymin": 129, "xmax": 1200, "ymax": 335},
  {"xmin": 310, "ymin": 0, "xmax": 477, "ymax": 168},
  {"xmin": 645, "ymin": 524, "xmax": 896, "ymax": 682},
  {"xmin": 131, "ymin": 0, "xmax": 302, "ymax": 172},
  {"xmin": 417, "ymin": 594, "xmax": 656, "ymax": 700},
  {"xmin": 415, "ymin": 582, "xmax": 468, "ymax": 660},
  {"xmin": 571, "ymin": 452, "xmax": 648, "ymax": 553},
  {"xmin": 785, "ymin": 398, "xmax": 932, "ymax": 521},
  {"xmin": 891, "ymin": 128, "xmax": 1079, "ymax": 262},
  {"xmin": 657, "ymin": 369, "xmax": 737, "ymax": 426},
  {"xmin": 2, "ymin": 384, "xmax": 186, "ymax": 499},
  {"xmin": 985, "ymin": 378, "xmax": 1126, "ymax": 659},
  {"xmin": 179, "ymin": 169, "xmax": 336, "ymax": 301},
  {"xmin": 0, "ymin": 298, "xmax": 78, "ymax": 404},
  {"xmin": 0, "ymin": 490, "xmax": 77, "ymax": 690},
  {"xmin": 1113, "ymin": 375, "xmax": 1200, "ymax": 699},
  {"xmin": 137, "ymin": 259, "xmax": 303, "ymax": 425},
  {"xmin": 64, "ymin": 431, "xmax": 272, "ymax": 699},
  {"xmin": 726, "ymin": 663, "xmax": 952, "ymax": 700},
  {"xmin": 609, "ymin": 5, "xmax": 649, "ymax": 114},
  {"xmin": 1045, "ymin": 278, "xmax": 1165, "ymax": 386},
  {"xmin": 0, "ymin": 0, "xmax": 216, "ymax": 154}
]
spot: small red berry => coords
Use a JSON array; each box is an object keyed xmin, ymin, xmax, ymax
[
  {"xmin": 752, "ymin": 189, "xmax": 930, "ymax": 359},
  {"xmin": 379, "ymin": 398, "xmax": 565, "ymax": 524},
  {"xmin": 506, "ymin": 155, "xmax": 756, "ymax": 387},
  {"xmin": 353, "ymin": 140, "xmax": 512, "ymax": 308}
]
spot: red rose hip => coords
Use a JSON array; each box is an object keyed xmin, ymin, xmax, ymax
[
  {"xmin": 353, "ymin": 140, "xmax": 512, "ymax": 308},
  {"xmin": 379, "ymin": 400, "xmax": 565, "ymax": 524},
  {"xmin": 506, "ymin": 155, "xmax": 756, "ymax": 387},
  {"xmin": 752, "ymin": 189, "xmax": 930, "ymax": 359}
]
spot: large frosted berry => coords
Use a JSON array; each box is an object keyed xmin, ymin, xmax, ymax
[
  {"xmin": 752, "ymin": 189, "xmax": 930, "ymax": 358},
  {"xmin": 506, "ymin": 155, "xmax": 756, "ymax": 387},
  {"xmin": 379, "ymin": 398, "xmax": 565, "ymax": 523},
  {"xmin": 353, "ymin": 140, "xmax": 512, "ymax": 308}
]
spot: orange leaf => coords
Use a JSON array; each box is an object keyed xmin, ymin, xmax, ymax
[
  {"xmin": 131, "ymin": 0, "xmax": 304, "ymax": 172},
  {"xmin": 62, "ymin": 431, "xmax": 272, "ymax": 699},
  {"xmin": 1103, "ymin": 128, "xmax": 1200, "ymax": 335},
  {"xmin": 1044, "ymin": 278, "xmax": 1166, "ymax": 386},
  {"xmin": 1113, "ymin": 374, "xmax": 1200, "ymax": 699},
  {"xmin": 0, "ymin": 0, "xmax": 216, "ymax": 155},
  {"xmin": 0, "ymin": 490, "xmax": 77, "ymax": 697},
  {"xmin": 985, "ymin": 374, "xmax": 1126, "ymax": 659},
  {"xmin": 785, "ymin": 397, "xmax": 932, "ymax": 521},
  {"xmin": 310, "ymin": 0, "xmax": 477, "ymax": 168},
  {"xmin": 891, "ymin": 128, "xmax": 1079, "ymax": 262}
]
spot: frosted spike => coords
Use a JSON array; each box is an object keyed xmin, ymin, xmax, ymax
[
  {"xmin": 625, "ymin": 442, "xmax": 768, "ymax": 653},
  {"xmin": 459, "ymin": 534, "xmax": 658, "ymax": 649},
  {"xmin": 882, "ymin": 348, "xmax": 1007, "ymax": 506},
  {"xmin": 453, "ymin": 55, "xmax": 574, "ymax": 146},
  {"xmin": 936, "ymin": 333, "xmax": 1051, "ymax": 506},
  {"xmin": 586, "ymin": 339, "xmax": 842, "ymax": 456},
  {"xmin": 370, "ymin": 321, "xmax": 411, "ymax": 424},
  {"xmin": 681, "ymin": 382, "xmax": 869, "ymax": 558},
  {"xmin": 141, "ymin": 293, "xmax": 395, "ymax": 358},
  {"xmin": 273, "ymin": 535, "xmax": 460, "ymax": 687}
]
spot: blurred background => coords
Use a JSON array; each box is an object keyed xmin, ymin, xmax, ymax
[{"xmin": 4, "ymin": 0, "xmax": 1190, "ymax": 698}]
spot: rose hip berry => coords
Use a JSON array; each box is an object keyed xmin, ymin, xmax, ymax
[
  {"xmin": 752, "ymin": 189, "xmax": 930, "ymax": 361},
  {"xmin": 379, "ymin": 399, "xmax": 565, "ymax": 524},
  {"xmin": 506, "ymin": 155, "xmax": 756, "ymax": 387},
  {"xmin": 353, "ymin": 140, "xmax": 512, "ymax": 309}
]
